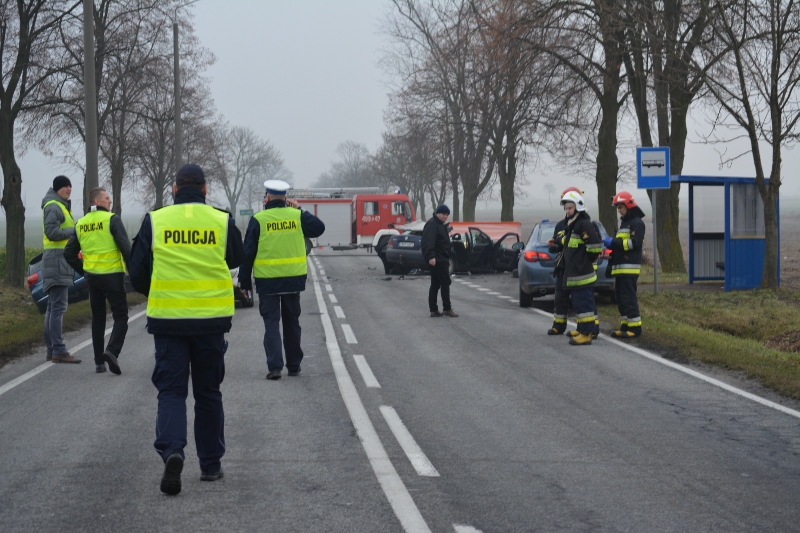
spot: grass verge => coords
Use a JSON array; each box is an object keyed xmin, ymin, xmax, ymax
[
  {"xmin": 596, "ymin": 285, "xmax": 800, "ymax": 400},
  {"xmin": 0, "ymin": 283, "xmax": 146, "ymax": 368}
]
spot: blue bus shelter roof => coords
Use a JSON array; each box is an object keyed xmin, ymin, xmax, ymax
[{"xmin": 673, "ymin": 175, "xmax": 770, "ymax": 185}]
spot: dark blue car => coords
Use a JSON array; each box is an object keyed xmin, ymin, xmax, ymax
[
  {"xmin": 27, "ymin": 252, "xmax": 90, "ymax": 314},
  {"xmin": 518, "ymin": 219, "xmax": 615, "ymax": 307}
]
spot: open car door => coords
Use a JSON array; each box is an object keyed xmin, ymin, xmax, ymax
[
  {"xmin": 468, "ymin": 227, "xmax": 494, "ymax": 269},
  {"xmin": 492, "ymin": 233, "xmax": 522, "ymax": 272}
]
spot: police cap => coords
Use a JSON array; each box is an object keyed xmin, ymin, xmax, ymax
[{"xmin": 264, "ymin": 180, "xmax": 292, "ymax": 195}]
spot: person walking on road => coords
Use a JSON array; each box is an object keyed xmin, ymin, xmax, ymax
[
  {"xmin": 239, "ymin": 180, "xmax": 325, "ymax": 381},
  {"xmin": 422, "ymin": 205, "xmax": 458, "ymax": 318},
  {"xmin": 64, "ymin": 187, "xmax": 131, "ymax": 375},
  {"xmin": 604, "ymin": 191, "xmax": 646, "ymax": 338},
  {"xmin": 547, "ymin": 187, "xmax": 582, "ymax": 335},
  {"xmin": 559, "ymin": 191, "xmax": 603, "ymax": 346},
  {"xmin": 41, "ymin": 176, "xmax": 81, "ymax": 364},
  {"xmin": 129, "ymin": 164, "xmax": 244, "ymax": 495}
]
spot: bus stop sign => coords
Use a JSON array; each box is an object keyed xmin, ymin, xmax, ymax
[{"xmin": 637, "ymin": 147, "xmax": 671, "ymax": 189}]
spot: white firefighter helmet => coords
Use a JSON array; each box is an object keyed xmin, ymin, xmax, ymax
[{"xmin": 560, "ymin": 190, "xmax": 586, "ymax": 212}]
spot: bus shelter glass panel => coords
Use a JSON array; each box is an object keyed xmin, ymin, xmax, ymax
[
  {"xmin": 692, "ymin": 186, "xmax": 724, "ymax": 279},
  {"xmin": 730, "ymin": 183, "xmax": 764, "ymax": 237},
  {"xmin": 727, "ymin": 183, "xmax": 766, "ymax": 289}
]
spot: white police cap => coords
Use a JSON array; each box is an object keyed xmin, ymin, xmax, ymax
[{"xmin": 264, "ymin": 180, "xmax": 292, "ymax": 195}]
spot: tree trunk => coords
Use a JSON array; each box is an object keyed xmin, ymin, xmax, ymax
[
  {"xmin": 761, "ymin": 182, "xmax": 779, "ymax": 288},
  {"xmin": 0, "ymin": 121, "xmax": 26, "ymax": 287},
  {"xmin": 595, "ymin": 96, "xmax": 620, "ymax": 234},
  {"xmin": 498, "ymin": 135, "xmax": 516, "ymax": 222}
]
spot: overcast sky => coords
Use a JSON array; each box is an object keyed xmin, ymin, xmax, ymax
[{"xmin": 14, "ymin": 0, "xmax": 800, "ymax": 218}]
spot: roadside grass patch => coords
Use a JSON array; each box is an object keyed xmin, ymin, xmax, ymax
[
  {"xmin": 0, "ymin": 283, "xmax": 146, "ymax": 368},
  {"xmin": 596, "ymin": 288, "xmax": 800, "ymax": 400}
]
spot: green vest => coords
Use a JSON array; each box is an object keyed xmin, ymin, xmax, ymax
[
  {"xmin": 42, "ymin": 200, "xmax": 75, "ymax": 249},
  {"xmin": 253, "ymin": 207, "xmax": 307, "ymax": 279},
  {"xmin": 147, "ymin": 203, "xmax": 234, "ymax": 319},
  {"xmin": 75, "ymin": 210, "xmax": 125, "ymax": 274}
]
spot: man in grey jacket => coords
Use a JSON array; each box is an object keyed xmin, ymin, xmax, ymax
[{"xmin": 41, "ymin": 176, "xmax": 81, "ymax": 364}]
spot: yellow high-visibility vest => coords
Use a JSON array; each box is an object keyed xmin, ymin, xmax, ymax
[
  {"xmin": 253, "ymin": 207, "xmax": 307, "ymax": 279},
  {"xmin": 147, "ymin": 203, "xmax": 233, "ymax": 319},
  {"xmin": 75, "ymin": 210, "xmax": 125, "ymax": 274},
  {"xmin": 42, "ymin": 200, "xmax": 75, "ymax": 249}
]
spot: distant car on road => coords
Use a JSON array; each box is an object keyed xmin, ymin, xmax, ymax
[
  {"xmin": 518, "ymin": 219, "xmax": 615, "ymax": 307},
  {"xmin": 378, "ymin": 221, "xmax": 523, "ymax": 275}
]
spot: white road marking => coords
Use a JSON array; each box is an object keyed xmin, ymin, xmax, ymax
[
  {"xmin": 329, "ymin": 294, "xmax": 338, "ymax": 303},
  {"xmin": 325, "ymin": 284, "xmax": 333, "ymax": 292},
  {"xmin": 0, "ymin": 310, "xmax": 147, "ymax": 398},
  {"xmin": 380, "ymin": 406, "xmax": 440, "ymax": 477},
  {"xmin": 525, "ymin": 307, "xmax": 800, "ymax": 420},
  {"xmin": 476, "ymin": 288, "xmax": 491, "ymax": 292},
  {"xmin": 341, "ymin": 324, "xmax": 358, "ymax": 344},
  {"xmin": 353, "ymin": 355, "xmax": 381, "ymax": 388},
  {"xmin": 308, "ymin": 261, "xmax": 432, "ymax": 533},
  {"xmin": 319, "ymin": 269, "xmax": 326, "ymax": 276},
  {"xmin": 334, "ymin": 306, "xmax": 346, "ymax": 319},
  {"xmin": 453, "ymin": 526, "xmax": 484, "ymax": 533},
  {"xmin": 486, "ymin": 292, "xmax": 500, "ymax": 295}
]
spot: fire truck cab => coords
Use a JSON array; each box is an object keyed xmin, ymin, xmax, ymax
[{"xmin": 288, "ymin": 188, "xmax": 416, "ymax": 248}]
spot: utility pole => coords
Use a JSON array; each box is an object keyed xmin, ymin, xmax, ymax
[
  {"xmin": 83, "ymin": 0, "xmax": 99, "ymax": 211},
  {"xmin": 173, "ymin": 21, "xmax": 182, "ymax": 173}
]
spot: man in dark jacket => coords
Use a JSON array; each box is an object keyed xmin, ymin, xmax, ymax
[
  {"xmin": 65, "ymin": 187, "xmax": 131, "ymax": 374},
  {"xmin": 547, "ymin": 187, "xmax": 582, "ymax": 335},
  {"xmin": 128, "ymin": 164, "xmax": 244, "ymax": 494},
  {"xmin": 604, "ymin": 191, "xmax": 646, "ymax": 338},
  {"xmin": 41, "ymin": 176, "xmax": 81, "ymax": 364},
  {"xmin": 559, "ymin": 191, "xmax": 603, "ymax": 346},
  {"xmin": 421, "ymin": 205, "xmax": 458, "ymax": 317},
  {"xmin": 238, "ymin": 180, "xmax": 325, "ymax": 380}
]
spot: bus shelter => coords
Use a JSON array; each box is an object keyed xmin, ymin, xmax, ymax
[{"xmin": 678, "ymin": 175, "xmax": 780, "ymax": 291}]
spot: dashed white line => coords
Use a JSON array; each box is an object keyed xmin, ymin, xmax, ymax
[
  {"xmin": 453, "ymin": 525, "xmax": 484, "ymax": 533},
  {"xmin": 380, "ymin": 406, "xmax": 440, "ymax": 477},
  {"xmin": 308, "ymin": 260, "xmax": 432, "ymax": 533},
  {"xmin": 0, "ymin": 310, "xmax": 147, "ymax": 398},
  {"xmin": 325, "ymin": 284, "xmax": 333, "ymax": 292},
  {"xmin": 334, "ymin": 306, "xmax": 346, "ymax": 319},
  {"xmin": 329, "ymin": 294, "xmax": 338, "ymax": 303},
  {"xmin": 353, "ymin": 355, "xmax": 381, "ymax": 388},
  {"xmin": 319, "ymin": 269, "xmax": 326, "ymax": 276},
  {"xmin": 476, "ymin": 288, "xmax": 491, "ymax": 292},
  {"xmin": 486, "ymin": 291, "xmax": 500, "ymax": 295},
  {"xmin": 341, "ymin": 324, "xmax": 358, "ymax": 344}
]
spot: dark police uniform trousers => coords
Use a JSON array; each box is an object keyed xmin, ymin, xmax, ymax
[
  {"xmin": 152, "ymin": 333, "xmax": 227, "ymax": 473},
  {"xmin": 260, "ymin": 293, "xmax": 303, "ymax": 372},
  {"xmin": 87, "ymin": 272, "xmax": 128, "ymax": 365}
]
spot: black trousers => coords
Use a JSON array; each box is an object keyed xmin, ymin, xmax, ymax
[
  {"xmin": 614, "ymin": 275, "xmax": 641, "ymax": 330},
  {"xmin": 567, "ymin": 287, "xmax": 596, "ymax": 335},
  {"xmin": 551, "ymin": 274, "xmax": 569, "ymax": 331},
  {"xmin": 259, "ymin": 293, "xmax": 303, "ymax": 372},
  {"xmin": 87, "ymin": 273, "xmax": 128, "ymax": 365},
  {"xmin": 428, "ymin": 260, "xmax": 452, "ymax": 312}
]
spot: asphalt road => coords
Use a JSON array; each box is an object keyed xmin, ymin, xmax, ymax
[{"xmin": 1, "ymin": 247, "xmax": 799, "ymax": 533}]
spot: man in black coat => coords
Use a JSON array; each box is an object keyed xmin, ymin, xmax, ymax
[{"xmin": 421, "ymin": 205, "xmax": 458, "ymax": 317}]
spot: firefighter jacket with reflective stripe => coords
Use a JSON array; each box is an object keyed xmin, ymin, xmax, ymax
[
  {"xmin": 42, "ymin": 200, "xmax": 75, "ymax": 249},
  {"xmin": 563, "ymin": 212, "xmax": 602, "ymax": 289},
  {"xmin": 609, "ymin": 207, "xmax": 646, "ymax": 276},
  {"xmin": 75, "ymin": 210, "xmax": 125, "ymax": 274},
  {"xmin": 549, "ymin": 216, "xmax": 568, "ymax": 277},
  {"xmin": 252, "ymin": 207, "xmax": 307, "ymax": 279},
  {"xmin": 146, "ymin": 203, "xmax": 234, "ymax": 319}
]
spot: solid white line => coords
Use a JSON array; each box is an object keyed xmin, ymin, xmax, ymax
[
  {"xmin": 0, "ymin": 309, "xmax": 147, "ymax": 398},
  {"xmin": 353, "ymin": 355, "xmax": 381, "ymax": 388},
  {"xmin": 525, "ymin": 306, "xmax": 800, "ymax": 420},
  {"xmin": 325, "ymin": 284, "xmax": 333, "ymax": 292},
  {"xmin": 341, "ymin": 324, "xmax": 358, "ymax": 344},
  {"xmin": 308, "ymin": 261, "xmax": 432, "ymax": 533},
  {"xmin": 334, "ymin": 306, "xmax": 346, "ymax": 319},
  {"xmin": 329, "ymin": 294, "xmax": 338, "ymax": 303},
  {"xmin": 380, "ymin": 406, "xmax": 440, "ymax": 477},
  {"xmin": 453, "ymin": 526, "xmax": 484, "ymax": 533}
]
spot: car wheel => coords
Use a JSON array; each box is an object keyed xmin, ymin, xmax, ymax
[
  {"xmin": 511, "ymin": 268, "xmax": 519, "ymax": 279},
  {"xmin": 520, "ymin": 288, "xmax": 533, "ymax": 308}
]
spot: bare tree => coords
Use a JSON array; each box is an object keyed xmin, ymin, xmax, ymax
[
  {"xmin": 313, "ymin": 141, "xmax": 378, "ymax": 188},
  {"xmin": 543, "ymin": 182, "xmax": 557, "ymax": 207},
  {"xmin": 0, "ymin": 1, "xmax": 80, "ymax": 286},
  {"xmin": 700, "ymin": 0, "xmax": 800, "ymax": 288}
]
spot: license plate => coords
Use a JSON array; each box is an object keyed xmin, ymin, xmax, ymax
[{"xmin": 398, "ymin": 242, "xmax": 415, "ymax": 248}]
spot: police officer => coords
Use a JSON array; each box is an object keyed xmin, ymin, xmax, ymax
[
  {"xmin": 64, "ymin": 187, "xmax": 131, "ymax": 374},
  {"xmin": 604, "ymin": 191, "xmax": 646, "ymax": 338},
  {"xmin": 239, "ymin": 180, "xmax": 325, "ymax": 381},
  {"xmin": 547, "ymin": 187, "xmax": 582, "ymax": 335},
  {"xmin": 559, "ymin": 191, "xmax": 603, "ymax": 346},
  {"xmin": 129, "ymin": 164, "xmax": 244, "ymax": 495}
]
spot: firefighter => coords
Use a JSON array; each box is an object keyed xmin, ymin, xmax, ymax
[
  {"xmin": 604, "ymin": 191, "xmax": 646, "ymax": 338},
  {"xmin": 546, "ymin": 187, "xmax": 582, "ymax": 335},
  {"xmin": 129, "ymin": 164, "xmax": 244, "ymax": 494},
  {"xmin": 559, "ymin": 191, "xmax": 603, "ymax": 346},
  {"xmin": 239, "ymin": 180, "xmax": 325, "ymax": 380},
  {"xmin": 64, "ymin": 187, "xmax": 131, "ymax": 374}
]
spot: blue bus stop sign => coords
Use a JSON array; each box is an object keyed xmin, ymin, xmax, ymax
[{"xmin": 637, "ymin": 147, "xmax": 671, "ymax": 189}]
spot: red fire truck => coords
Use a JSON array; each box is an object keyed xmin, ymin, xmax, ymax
[{"xmin": 288, "ymin": 188, "xmax": 416, "ymax": 248}]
